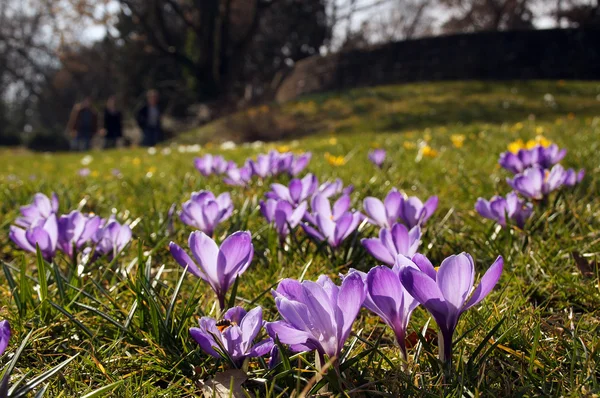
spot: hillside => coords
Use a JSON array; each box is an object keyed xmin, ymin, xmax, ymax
[{"xmin": 0, "ymin": 80, "xmax": 599, "ymax": 396}]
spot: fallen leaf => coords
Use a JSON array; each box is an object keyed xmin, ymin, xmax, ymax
[
  {"xmin": 200, "ymin": 369, "xmax": 251, "ymax": 398},
  {"xmin": 572, "ymin": 251, "xmax": 597, "ymax": 278}
]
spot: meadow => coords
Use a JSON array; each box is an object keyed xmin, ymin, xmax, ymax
[{"xmin": 0, "ymin": 81, "xmax": 599, "ymax": 397}]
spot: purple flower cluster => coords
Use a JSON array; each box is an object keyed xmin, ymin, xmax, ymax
[
  {"xmin": 368, "ymin": 149, "xmax": 386, "ymax": 168},
  {"xmin": 498, "ymin": 144, "xmax": 566, "ymax": 174},
  {"xmin": 475, "ymin": 192, "xmax": 533, "ymax": 228},
  {"xmin": 507, "ymin": 164, "xmax": 584, "ymax": 200},
  {"xmin": 190, "ymin": 306, "xmax": 273, "ymax": 368},
  {"xmin": 499, "ymin": 144, "xmax": 584, "ymax": 199},
  {"xmin": 260, "ymin": 252, "xmax": 503, "ymax": 366},
  {"xmin": 194, "ymin": 154, "xmax": 235, "ymax": 177},
  {"xmin": 10, "ymin": 193, "xmax": 132, "ymax": 261},
  {"xmin": 266, "ymin": 174, "xmax": 318, "ymax": 207},
  {"xmin": 363, "ymin": 188, "xmax": 438, "ymax": 229},
  {"xmin": 302, "ymin": 194, "xmax": 363, "ymax": 248},
  {"xmin": 477, "ymin": 143, "xmax": 584, "ymax": 228},
  {"xmin": 266, "ymin": 273, "xmax": 366, "ymax": 359},
  {"xmin": 260, "ymin": 200, "xmax": 307, "ymax": 241},
  {"xmin": 179, "ymin": 191, "xmax": 233, "ymax": 236},
  {"xmin": 195, "ymin": 150, "xmax": 312, "ymax": 187}
]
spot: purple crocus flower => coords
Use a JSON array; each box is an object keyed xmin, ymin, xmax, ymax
[
  {"xmin": 10, "ymin": 214, "xmax": 58, "ymax": 260},
  {"xmin": 16, "ymin": 193, "xmax": 59, "ymax": 228},
  {"xmin": 564, "ymin": 168, "xmax": 585, "ymax": 187},
  {"xmin": 223, "ymin": 165, "xmax": 252, "ymax": 187},
  {"xmin": 349, "ymin": 255, "xmax": 432, "ymax": 359},
  {"xmin": 361, "ymin": 223, "xmax": 421, "ymax": 265},
  {"xmin": 275, "ymin": 152, "xmax": 293, "ymax": 175},
  {"xmin": 266, "ymin": 274, "xmax": 365, "ymax": 359},
  {"xmin": 498, "ymin": 147, "xmax": 540, "ymax": 174},
  {"xmin": 363, "ymin": 189, "xmax": 403, "ymax": 228},
  {"xmin": 190, "ymin": 306, "xmax": 273, "ymax": 368},
  {"xmin": 194, "ymin": 154, "xmax": 230, "ymax": 176},
  {"xmin": 170, "ymin": 231, "xmax": 253, "ymax": 309},
  {"xmin": 78, "ymin": 168, "xmax": 91, "ymax": 177},
  {"xmin": 507, "ymin": 165, "xmax": 566, "ymax": 200},
  {"xmin": 301, "ymin": 194, "xmax": 362, "ymax": 248},
  {"xmin": 260, "ymin": 199, "xmax": 307, "ymax": 241},
  {"xmin": 57, "ymin": 211, "xmax": 102, "ymax": 257},
  {"xmin": 399, "ymin": 194, "xmax": 438, "ymax": 229},
  {"xmin": 538, "ymin": 144, "xmax": 567, "ymax": 169},
  {"xmin": 316, "ymin": 179, "xmax": 354, "ymax": 198},
  {"xmin": 289, "ymin": 152, "xmax": 312, "ymax": 176},
  {"xmin": 179, "ymin": 191, "xmax": 233, "ymax": 236},
  {"xmin": 266, "ymin": 174, "xmax": 318, "ymax": 207},
  {"xmin": 93, "ymin": 218, "xmax": 132, "ymax": 258},
  {"xmin": 401, "ymin": 253, "xmax": 503, "ymax": 365},
  {"xmin": 0, "ymin": 320, "xmax": 10, "ymax": 357},
  {"xmin": 368, "ymin": 149, "xmax": 386, "ymax": 168},
  {"xmin": 499, "ymin": 144, "xmax": 567, "ymax": 174},
  {"xmin": 475, "ymin": 192, "xmax": 533, "ymax": 228},
  {"xmin": 248, "ymin": 154, "xmax": 272, "ymax": 179},
  {"xmin": 304, "ymin": 193, "xmax": 351, "ymax": 225}
]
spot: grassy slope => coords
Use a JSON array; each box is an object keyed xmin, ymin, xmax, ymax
[{"xmin": 0, "ymin": 81, "xmax": 599, "ymax": 396}]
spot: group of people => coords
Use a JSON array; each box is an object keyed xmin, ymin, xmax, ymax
[{"xmin": 67, "ymin": 90, "xmax": 163, "ymax": 151}]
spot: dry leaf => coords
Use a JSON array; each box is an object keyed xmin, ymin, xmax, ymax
[
  {"xmin": 572, "ymin": 251, "xmax": 597, "ymax": 278},
  {"xmin": 200, "ymin": 369, "xmax": 252, "ymax": 398}
]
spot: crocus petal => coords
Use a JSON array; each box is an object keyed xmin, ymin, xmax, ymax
[
  {"xmin": 363, "ymin": 197, "xmax": 388, "ymax": 228},
  {"xmin": 400, "ymin": 268, "xmax": 448, "ymax": 325},
  {"xmin": 367, "ymin": 266, "xmax": 403, "ymax": 321},
  {"xmin": 421, "ymin": 196, "xmax": 438, "ymax": 223},
  {"xmin": 266, "ymin": 321, "xmax": 312, "ymax": 347},
  {"xmin": 311, "ymin": 194, "xmax": 332, "ymax": 219},
  {"xmin": 288, "ymin": 179, "xmax": 303, "ymax": 204},
  {"xmin": 289, "ymin": 201, "xmax": 308, "ymax": 226},
  {"xmin": 190, "ymin": 326, "xmax": 220, "ymax": 358},
  {"xmin": 217, "ymin": 231, "xmax": 253, "ymax": 290},
  {"xmin": 271, "ymin": 184, "xmax": 292, "ymax": 203},
  {"xmin": 436, "ymin": 253, "xmax": 474, "ymax": 312},
  {"xmin": 301, "ymin": 223, "xmax": 325, "ymax": 242},
  {"xmin": 463, "ymin": 256, "xmax": 503, "ymax": 311},
  {"xmin": 475, "ymin": 198, "xmax": 495, "ymax": 220},
  {"xmin": 273, "ymin": 278, "xmax": 304, "ymax": 301},
  {"xmin": 0, "ymin": 320, "xmax": 10, "ymax": 357},
  {"xmin": 9, "ymin": 226, "xmax": 35, "ymax": 252},
  {"xmin": 249, "ymin": 339, "xmax": 275, "ymax": 357},
  {"xmin": 316, "ymin": 214, "xmax": 336, "ymax": 244},
  {"xmin": 239, "ymin": 307, "xmax": 263, "ymax": 353},
  {"xmin": 361, "ymin": 238, "xmax": 395, "ymax": 265},
  {"xmin": 188, "ymin": 231, "xmax": 220, "ymax": 289},
  {"xmin": 411, "ymin": 253, "xmax": 437, "ymax": 280},
  {"xmin": 333, "ymin": 213, "xmax": 355, "ymax": 246},
  {"xmin": 169, "ymin": 242, "xmax": 205, "ymax": 279},
  {"xmin": 337, "ymin": 272, "xmax": 365, "ymax": 353},
  {"xmin": 26, "ymin": 227, "xmax": 52, "ymax": 256},
  {"xmin": 223, "ymin": 307, "xmax": 247, "ymax": 324},
  {"xmin": 332, "ymin": 195, "xmax": 350, "ymax": 220}
]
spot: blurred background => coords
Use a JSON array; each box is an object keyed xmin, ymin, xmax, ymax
[{"xmin": 0, "ymin": 0, "xmax": 599, "ymax": 150}]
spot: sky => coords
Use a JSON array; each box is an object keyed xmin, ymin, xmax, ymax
[{"xmin": 83, "ymin": 0, "xmax": 558, "ymax": 43}]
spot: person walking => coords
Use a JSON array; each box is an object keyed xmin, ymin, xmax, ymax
[
  {"xmin": 102, "ymin": 95, "xmax": 123, "ymax": 149},
  {"xmin": 67, "ymin": 96, "xmax": 98, "ymax": 151},
  {"xmin": 136, "ymin": 89, "xmax": 162, "ymax": 147}
]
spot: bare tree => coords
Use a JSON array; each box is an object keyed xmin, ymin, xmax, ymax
[{"xmin": 440, "ymin": 0, "xmax": 536, "ymax": 32}]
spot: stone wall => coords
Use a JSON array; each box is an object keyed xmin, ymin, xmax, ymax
[{"xmin": 275, "ymin": 28, "xmax": 600, "ymax": 102}]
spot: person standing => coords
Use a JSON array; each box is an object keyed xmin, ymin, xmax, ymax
[
  {"xmin": 136, "ymin": 89, "xmax": 162, "ymax": 147},
  {"xmin": 67, "ymin": 96, "xmax": 98, "ymax": 151},
  {"xmin": 102, "ymin": 95, "xmax": 123, "ymax": 149}
]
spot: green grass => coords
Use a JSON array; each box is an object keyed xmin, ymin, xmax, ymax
[{"xmin": 0, "ymin": 80, "xmax": 599, "ymax": 396}]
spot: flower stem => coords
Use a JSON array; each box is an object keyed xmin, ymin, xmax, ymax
[{"xmin": 438, "ymin": 330, "xmax": 452, "ymax": 371}]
